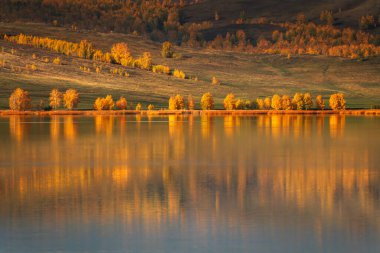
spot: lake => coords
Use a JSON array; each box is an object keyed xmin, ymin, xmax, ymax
[{"xmin": 0, "ymin": 114, "xmax": 379, "ymax": 253}]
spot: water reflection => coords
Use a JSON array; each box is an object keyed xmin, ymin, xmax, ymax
[{"xmin": 0, "ymin": 115, "xmax": 379, "ymax": 253}]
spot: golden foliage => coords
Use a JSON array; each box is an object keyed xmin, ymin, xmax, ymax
[
  {"xmin": 94, "ymin": 95, "xmax": 115, "ymax": 110},
  {"xmin": 200, "ymin": 92, "xmax": 214, "ymax": 110},
  {"xmin": 147, "ymin": 104, "xmax": 155, "ymax": 110},
  {"xmin": 116, "ymin": 96, "xmax": 127, "ymax": 110},
  {"xmin": 281, "ymin": 95, "xmax": 292, "ymax": 110},
  {"xmin": 292, "ymin": 93, "xmax": 305, "ymax": 110},
  {"xmin": 53, "ymin": 57, "xmax": 61, "ymax": 65},
  {"xmin": 135, "ymin": 103, "xmax": 142, "ymax": 111},
  {"xmin": 211, "ymin": 76, "xmax": 220, "ymax": 85},
  {"xmin": 188, "ymin": 95, "xmax": 195, "ymax": 110},
  {"xmin": 63, "ymin": 89, "xmax": 80, "ymax": 110},
  {"xmin": 223, "ymin": 93, "xmax": 236, "ymax": 110},
  {"xmin": 49, "ymin": 89, "xmax": 62, "ymax": 109},
  {"xmin": 271, "ymin": 94, "xmax": 282, "ymax": 110},
  {"xmin": 111, "ymin": 43, "xmax": 133, "ymax": 66},
  {"xmin": 264, "ymin": 97, "xmax": 272, "ymax": 109},
  {"xmin": 9, "ymin": 88, "xmax": 32, "ymax": 111},
  {"xmin": 329, "ymin": 93, "xmax": 346, "ymax": 110},
  {"xmin": 168, "ymin": 94, "xmax": 185, "ymax": 110},
  {"xmin": 134, "ymin": 52, "xmax": 152, "ymax": 70},
  {"xmin": 152, "ymin": 65, "xmax": 170, "ymax": 74},
  {"xmin": 161, "ymin": 41, "xmax": 174, "ymax": 58},
  {"xmin": 316, "ymin": 95, "xmax": 325, "ymax": 110},
  {"xmin": 256, "ymin": 98, "xmax": 264, "ymax": 110},
  {"xmin": 303, "ymin": 93, "xmax": 313, "ymax": 110},
  {"xmin": 173, "ymin": 69, "xmax": 186, "ymax": 79}
]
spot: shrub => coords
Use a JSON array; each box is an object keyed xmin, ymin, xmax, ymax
[
  {"xmin": 63, "ymin": 89, "xmax": 80, "ymax": 110},
  {"xmin": 26, "ymin": 64, "xmax": 37, "ymax": 71},
  {"xmin": 173, "ymin": 69, "xmax": 186, "ymax": 79},
  {"xmin": 200, "ymin": 92, "xmax": 214, "ymax": 110},
  {"xmin": 188, "ymin": 95, "xmax": 195, "ymax": 110},
  {"xmin": 152, "ymin": 65, "xmax": 170, "ymax": 74},
  {"xmin": 161, "ymin": 41, "xmax": 174, "ymax": 58},
  {"xmin": 147, "ymin": 104, "xmax": 155, "ymax": 110},
  {"xmin": 110, "ymin": 68, "xmax": 129, "ymax": 77},
  {"xmin": 53, "ymin": 57, "xmax": 61, "ymax": 65},
  {"xmin": 223, "ymin": 93, "xmax": 236, "ymax": 110},
  {"xmin": 111, "ymin": 43, "xmax": 133, "ymax": 66},
  {"xmin": 316, "ymin": 95, "xmax": 325, "ymax": 110},
  {"xmin": 211, "ymin": 76, "xmax": 220, "ymax": 85},
  {"xmin": 77, "ymin": 40, "xmax": 95, "ymax": 59},
  {"xmin": 281, "ymin": 95, "xmax": 292, "ymax": 110},
  {"xmin": 244, "ymin": 100, "xmax": 252, "ymax": 109},
  {"xmin": 9, "ymin": 88, "xmax": 32, "ymax": 111},
  {"xmin": 134, "ymin": 52, "xmax": 152, "ymax": 70},
  {"xmin": 135, "ymin": 103, "xmax": 142, "ymax": 111},
  {"xmin": 292, "ymin": 93, "xmax": 304, "ymax": 110},
  {"xmin": 329, "ymin": 93, "xmax": 346, "ymax": 110},
  {"xmin": 80, "ymin": 66, "xmax": 91, "ymax": 72},
  {"xmin": 49, "ymin": 89, "xmax": 62, "ymax": 110},
  {"xmin": 116, "ymin": 96, "xmax": 127, "ymax": 110},
  {"xmin": 271, "ymin": 94, "xmax": 282, "ymax": 110},
  {"xmin": 303, "ymin": 93, "xmax": 313, "ymax": 110},
  {"xmin": 93, "ymin": 50, "xmax": 104, "ymax": 61}
]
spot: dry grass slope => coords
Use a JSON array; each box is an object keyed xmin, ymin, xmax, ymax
[{"xmin": 0, "ymin": 22, "xmax": 379, "ymax": 109}]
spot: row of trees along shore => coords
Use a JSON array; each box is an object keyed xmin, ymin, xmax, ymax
[{"xmin": 7, "ymin": 88, "xmax": 347, "ymax": 111}]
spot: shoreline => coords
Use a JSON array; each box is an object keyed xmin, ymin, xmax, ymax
[{"xmin": 1, "ymin": 109, "xmax": 380, "ymax": 116}]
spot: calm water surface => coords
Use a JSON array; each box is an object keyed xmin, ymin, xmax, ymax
[{"xmin": 0, "ymin": 115, "xmax": 379, "ymax": 253}]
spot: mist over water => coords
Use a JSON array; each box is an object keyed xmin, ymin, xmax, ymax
[{"xmin": 0, "ymin": 115, "xmax": 379, "ymax": 253}]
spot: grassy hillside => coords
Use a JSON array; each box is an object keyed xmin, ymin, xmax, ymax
[{"xmin": 0, "ymin": 22, "xmax": 379, "ymax": 109}]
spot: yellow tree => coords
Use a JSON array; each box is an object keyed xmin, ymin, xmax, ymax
[
  {"xmin": 303, "ymin": 93, "xmax": 313, "ymax": 110},
  {"xmin": 188, "ymin": 95, "xmax": 195, "ymax": 110},
  {"xmin": 111, "ymin": 43, "xmax": 133, "ymax": 66},
  {"xmin": 223, "ymin": 93, "xmax": 236, "ymax": 110},
  {"xmin": 292, "ymin": 93, "xmax": 304, "ymax": 110},
  {"xmin": 200, "ymin": 92, "xmax": 214, "ymax": 110},
  {"xmin": 256, "ymin": 98, "xmax": 264, "ymax": 109},
  {"xmin": 9, "ymin": 88, "xmax": 32, "ymax": 111},
  {"xmin": 264, "ymin": 97, "xmax": 272, "ymax": 109},
  {"xmin": 271, "ymin": 94, "xmax": 282, "ymax": 110},
  {"xmin": 169, "ymin": 96, "xmax": 176, "ymax": 110},
  {"xmin": 161, "ymin": 41, "xmax": 174, "ymax": 58},
  {"xmin": 63, "ymin": 89, "xmax": 79, "ymax": 110},
  {"xmin": 174, "ymin": 94, "xmax": 185, "ymax": 110},
  {"xmin": 316, "ymin": 95, "xmax": 325, "ymax": 110},
  {"xmin": 135, "ymin": 52, "xmax": 152, "ymax": 70},
  {"xmin": 116, "ymin": 96, "xmax": 127, "ymax": 110},
  {"xmin": 329, "ymin": 93, "xmax": 346, "ymax": 110},
  {"xmin": 281, "ymin": 95, "xmax": 292, "ymax": 110},
  {"xmin": 49, "ymin": 89, "xmax": 62, "ymax": 110}
]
